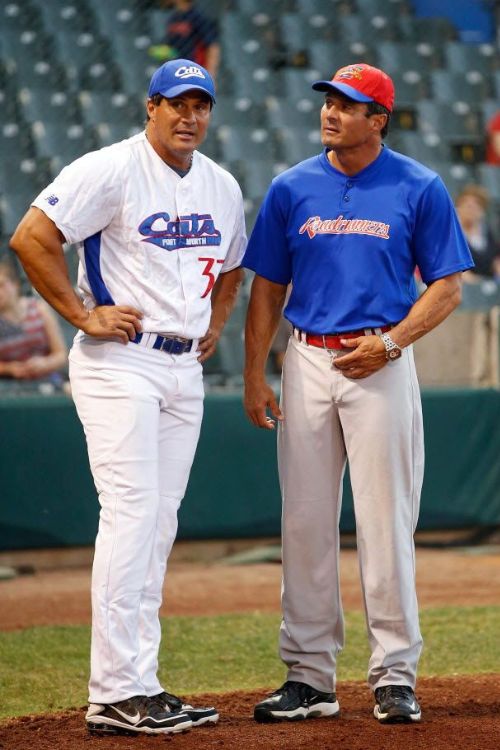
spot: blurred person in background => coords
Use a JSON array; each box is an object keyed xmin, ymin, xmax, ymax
[
  {"xmin": 485, "ymin": 110, "xmax": 500, "ymax": 166},
  {"xmin": 150, "ymin": 0, "xmax": 220, "ymax": 79},
  {"xmin": 0, "ymin": 257, "xmax": 67, "ymax": 382},
  {"xmin": 455, "ymin": 184, "xmax": 500, "ymax": 282}
]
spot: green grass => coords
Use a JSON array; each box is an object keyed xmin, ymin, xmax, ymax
[{"xmin": 0, "ymin": 606, "xmax": 499, "ymax": 719}]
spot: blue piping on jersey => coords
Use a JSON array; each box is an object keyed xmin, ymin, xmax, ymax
[{"xmin": 83, "ymin": 231, "xmax": 115, "ymax": 306}]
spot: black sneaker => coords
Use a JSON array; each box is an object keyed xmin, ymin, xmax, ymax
[
  {"xmin": 150, "ymin": 690, "xmax": 219, "ymax": 727},
  {"xmin": 86, "ymin": 694, "xmax": 192, "ymax": 735},
  {"xmin": 374, "ymin": 685, "xmax": 421, "ymax": 723},
  {"xmin": 254, "ymin": 680, "xmax": 340, "ymax": 723}
]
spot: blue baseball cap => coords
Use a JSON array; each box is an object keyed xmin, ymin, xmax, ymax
[{"xmin": 148, "ymin": 59, "xmax": 216, "ymax": 104}]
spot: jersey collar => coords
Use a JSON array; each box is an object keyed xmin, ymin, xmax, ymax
[{"xmin": 320, "ymin": 144, "xmax": 389, "ymax": 180}]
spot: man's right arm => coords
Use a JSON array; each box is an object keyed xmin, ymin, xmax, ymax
[
  {"xmin": 244, "ymin": 274, "xmax": 287, "ymax": 430},
  {"xmin": 10, "ymin": 207, "xmax": 143, "ymax": 344}
]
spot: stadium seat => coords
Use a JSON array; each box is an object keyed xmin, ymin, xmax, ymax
[
  {"xmin": 36, "ymin": 0, "xmax": 97, "ymax": 34},
  {"xmin": 282, "ymin": 69, "xmax": 329, "ymax": 104},
  {"xmin": 229, "ymin": 65, "xmax": 282, "ymax": 103},
  {"xmin": 79, "ymin": 62, "xmax": 123, "ymax": 92},
  {"xmin": 0, "ymin": 193, "xmax": 33, "ymax": 235},
  {"xmin": 31, "ymin": 121, "xmax": 99, "ymax": 173},
  {"xmin": 478, "ymin": 164, "xmax": 500, "ymax": 204},
  {"xmin": 79, "ymin": 91, "xmax": 143, "ymax": 129},
  {"xmin": 430, "ymin": 70, "xmax": 491, "ymax": 106},
  {"xmin": 95, "ymin": 122, "xmax": 143, "ymax": 148},
  {"xmin": 279, "ymin": 13, "xmax": 336, "ymax": 61},
  {"xmin": 0, "ymin": 1, "xmax": 43, "ymax": 32},
  {"xmin": 217, "ymin": 125, "xmax": 277, "ymax": 163},
  {"xmin": 54, "ymin": 32, "xmax": 112, "ymax": 85},
  {"xmin": 275, "ymin": 125, "xmax": 322, "ymax": 166},
  {"xmin": 430, "ymin": 162, "xmax": 477, "ymax": 199},
  {"xmin": 0, "ymin": 156, "xmax": 52, "ymax": 199},
  {"xmin": 0, "ymin": 122, "xmax": 34, "ymax": 161},
  {"xmin": 267, "ymin": 98, "xmax": 319, "ymax": 131},
  {"xmin": 211, "ymin": 97, "xmax": 267, "ymax": 129},
  {"xmin": 308, "ymin": 41, "xmax": 379, "ymax": 80},
  {"xmin": 444, "ymin": 41, "xmax": 497, "ymax": 76},
  {"xmin": 418, "ymin": 101, "xmax": 483, "ymax": 161},
  {"xmin": 338, "ymin": 14, "xmax": 398, "ymax": 44},
  {"xmin": 389, "ymin": 130, "xmax": 451, "ymax": 165},
  {"xmin": 398, "ymin": 15, "xmax": 457, "ymax": 44},
  {"xmin": 239, "ymin": 160, "xmax": 275, "ymax": 200},
  {"xmin": 295, "ymin": 0, "xmax": 351, "ymax": 19},
  {"xmin": 88, "ymin": 0, "xmax": 149, "ymax": 39},
  {"xmin": 20, "ymin": 89, "xmax": 82, "ymax": 126},
  {"xmin": 110, "ymin": 33, "xmax": 157, "ymax": 96},
  {"xmin": 377, "ymin": 41, "xmax": 441, "ymax": 77}
]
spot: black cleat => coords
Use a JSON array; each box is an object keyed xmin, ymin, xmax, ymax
[
  {"xmin": 150, "ymin": 690, "xmax": 219, "ymax": 726},
  {"xmin": 86, "ymin": 694, "xmax": 192, "ymax": 735},
  {"xmin": 374, "ymin": 685, "xmax": 421, "ymax": 723},
  {"xmin": 254, "ymin": 680, "xmax": 340, "ymax": 723}
]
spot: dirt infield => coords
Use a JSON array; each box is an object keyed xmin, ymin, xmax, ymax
[
  {"xmin": 1, "ymin": 677, "xmax": 500, "ymax": 750},
  {"xmin": 1, "ymin": 544, "xmax": 500, "ymax": 749}
]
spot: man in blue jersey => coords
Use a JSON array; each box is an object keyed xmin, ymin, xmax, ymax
[{"xmin": 243, "ymin": 63, "xmax": 473, "ymax": 725}]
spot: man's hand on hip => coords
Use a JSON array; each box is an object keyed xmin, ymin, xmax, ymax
[
  {"xmin": 81, "ymin": 305, "xmax": 143, "ymax": 344},
  {"xmin": 333, "ymin": 335, "xmax": 388, "ymax": 379}
]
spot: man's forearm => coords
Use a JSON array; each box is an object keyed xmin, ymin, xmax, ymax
[
  {"xmin": 390, "ymin": 273, "xmax": 463, "ymax": 349},
  {"xmin": 10, "ymin": 208, "xmax": 89, "ymax": 329}
]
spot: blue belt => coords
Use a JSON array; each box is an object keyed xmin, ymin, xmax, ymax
[{"xmin": 132, "ymin": 332, "xmax": 193, "ymax": 354}]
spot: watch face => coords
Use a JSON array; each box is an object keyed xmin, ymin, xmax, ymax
[{"xmin": 389, "ymin": 349, "xmax": 401, "ymax": 359}]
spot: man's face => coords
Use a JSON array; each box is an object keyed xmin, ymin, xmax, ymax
[
  {"xmin": 320, "ymin": 92, "xmax": 379, "ymax": 150},
  {"xmin": 147, "ymin": 90, "xmax": 212, "ymax": 166},
  {"xmin": 0, "ymin": 271, "xmax": 19, "ymax": 312}
]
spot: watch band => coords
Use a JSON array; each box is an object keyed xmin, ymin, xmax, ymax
[{"xmin": 380, "ymin": 332, "xmax": 402, "ymax": 360}]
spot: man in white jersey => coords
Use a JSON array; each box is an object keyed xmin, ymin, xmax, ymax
[{"xmin": 10, "ymin": 59, "xmax": 246, "ymax": 736}]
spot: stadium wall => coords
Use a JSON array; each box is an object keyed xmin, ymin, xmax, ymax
[{"xmin": 0, "ymin": 389, "xmax": 499, "ymax": 551}]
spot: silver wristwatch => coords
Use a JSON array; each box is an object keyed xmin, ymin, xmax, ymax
[{"xmin": 380, "ymin": 332, "xmax": 402, "ymax": 361}]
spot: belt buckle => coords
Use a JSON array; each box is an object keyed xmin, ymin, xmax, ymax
[{"xmin": 159, "ymin": 336, "xmax": 189, "ymax": 355}]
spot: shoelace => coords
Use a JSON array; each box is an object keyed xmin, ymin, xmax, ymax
[{"xmin": 379, "ymin": 685, "xmax": 413, "ymax": 701}]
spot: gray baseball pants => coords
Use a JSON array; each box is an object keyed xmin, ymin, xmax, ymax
[{"xmin": 278, "ymin": 333, "xmax": 424, "ymax": 693}]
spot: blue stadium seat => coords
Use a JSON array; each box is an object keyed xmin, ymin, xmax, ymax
[
  {"xmin": 444, "ymin": 41, "xmax": 497, "ymax": 76},
  {"xmin": 217, "ymin": 125, "xmax": 277, "ymax": 163},
  {"xmin": 54, "ymin": 32, "xmax": 112, "ymax": 85},
  {"xmin": 430, "ymin": 70, "xmax": 491, "ymax": 106},
  {"xmin": 20, "ymin": 90, "xmax": 82, "ymax": 126},
  {"xmin": 377, "ymin": 41, "xmax": 441, "ymax": 77},
  {"xmin": 338, "ymin": 14, "xmax": 398, "ymax": 44},
  {"xmin": 36, "ymin": 0, "xmax": 97, "ymax": 34},
  {"xmin": 79, "ymin": 91, "xmax": 143, "ymax": 129},
  {"xmin": 211, "ymin": 97, "xmax": 267, "ymax": 129},
  {"xmin": 267, "ymin": 98, "xmax": 319, "ymax": 131},
  {"xmin": 31, "ymin": 121, "xmax": 99, "ymax": 173},
  {"xmin": 308, "ymin": 41, "xmax": 379, "ymax": 80},
  {"xmin": 275, "ymin": 125, "xmax": 322, "ymax": 166}
]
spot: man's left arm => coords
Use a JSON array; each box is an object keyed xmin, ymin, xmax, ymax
[
  {"xmin": 197, "ymin": 267, "xmax": 244, "ymax": 362},
  {"xmin": 334, "ymin": 272, "xmax": 462, "ymax": 379}
]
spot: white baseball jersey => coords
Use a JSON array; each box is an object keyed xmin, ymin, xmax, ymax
[{"xmin": 32, "ymin": 132, "xmax": 247, "ymax": 339}]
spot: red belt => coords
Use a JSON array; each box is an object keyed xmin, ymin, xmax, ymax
[{"xmin": 296, "ymin": 325, "xmax": 393, "ymax": 350}]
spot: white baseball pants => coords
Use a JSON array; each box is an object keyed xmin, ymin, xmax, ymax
[
  {"xmin": 278, "ymin": 334, "xmax": 424, "ymax": 693},
  {"xmin": 69, "ymin": 337, "xmax": 204, "ymax": 704}
]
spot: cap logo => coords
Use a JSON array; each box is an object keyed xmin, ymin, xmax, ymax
[
  {"xmin": 175, "ymin": 65, "xmax": 205, "ymax": 80},
  {"xmin": 336, "ymin": 65, "xmax": 364, "ymax": 81}
]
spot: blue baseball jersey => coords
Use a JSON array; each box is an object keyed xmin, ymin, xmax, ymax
[{"xmin": 243, "ymin": 147, "xmax": 474, "ymax": 333}]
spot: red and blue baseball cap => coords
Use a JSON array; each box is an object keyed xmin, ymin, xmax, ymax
[
  {"xmin": 312, "ymin": 63, "xmax": 394, "ymax": 112},
  {"xmin": 148, "ymin": 59, "xmax": 216, "ymax": 104}
]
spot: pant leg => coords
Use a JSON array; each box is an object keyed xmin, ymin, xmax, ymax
[
  {"xmin": 69, "ymin": 339, "xmax": 177, "ymax": 705},
  {"xmin": 137, "ymin": 353, "xmax": 204, "ymax": 695},
  {"xmin": 339, "ymin": 347, "xmax": 424, "ymax": 690},
  {"xmin": 278, "ymin": 337, "xmax": 346, "ymax": 693}
]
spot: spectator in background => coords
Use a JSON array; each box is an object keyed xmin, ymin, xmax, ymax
[
  {"xmin": 485, "ymin": 111, "xmax": 500, "ymax": 165},
  {"xmin": 455, "ymin": 184, "xmax": 500, "ymax": 282},
  {"xmin": 0, "ymin": 258, "xmax": 67, "ymax": 382},
  {"xmin": 150, "ymin": 0, "xmax": 220, "ymax": 80}
]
